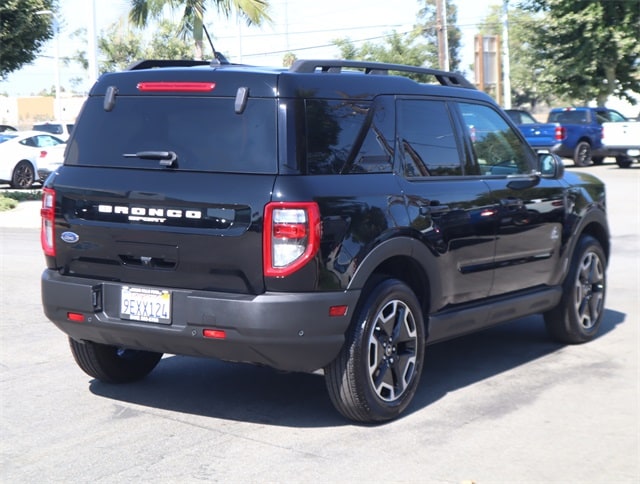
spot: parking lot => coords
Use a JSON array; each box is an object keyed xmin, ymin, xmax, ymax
[{"xmin": 1, "ymin": 162, "xmax": 638, "ymax": 483}]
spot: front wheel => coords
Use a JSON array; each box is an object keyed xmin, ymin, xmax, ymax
[
  {"xmin": 544, "ymin": 236, "xmax": 607, "ymax": 344},
  {"xmin": 325, "ymin": 278, "xmax": 425, "ymax": 423},
  {"xmin": 69, "ymin": 338, "xmax": 163, "ymax": 383},
  {"xmin": 573, "ymin": 141, "xmax": 592, "ymax": 167}
]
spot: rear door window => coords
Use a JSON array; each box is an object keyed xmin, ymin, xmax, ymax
[
  {"xmin": 66, "ymin": 97, "xmax": 278, "ymax": 174},
  {"xmin": 397, "ymin": 99, "xmax": 463, "ymax": 177}
]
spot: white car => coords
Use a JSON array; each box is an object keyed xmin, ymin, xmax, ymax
[{"xmin": 0, "ymin": 131, "xmax": 66, "ymax": 189}]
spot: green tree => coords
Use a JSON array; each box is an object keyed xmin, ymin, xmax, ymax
[
  {"xmin": 98, "ymin": 21, "xmax": 144, "ymax": 73},
  {"xmin": 416, "ymin": 0, "xmax": 462, "ymax": 72},
  {"xmin": 98, "ymin": 20, "xmax": 193, "ymax": 73},
  {"xmin": 522, "ymin": 0, "xmax": 640, "ymax": 106},
  {"xmin": 0, "ymin": 0, "xmax": 57, "ymax": 79},
  {"xmin": 479, "ymin": 5, "xmax": 561, "ymax": 109},
  {"xmin": 334, "ymin": 31, "xmax": 431, "ymax": 79},
  {"xmin": 145, "ymin": 20, "xmax": 194, "ymax": 60},
  {"xmin": 129, "ymin": 0, "xmax": 271, "ymax": 60}
]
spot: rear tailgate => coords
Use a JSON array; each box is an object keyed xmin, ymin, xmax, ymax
[
  {"xmin": 517, "ymin": 122, "xmax": 561, "ymax": 150},
  {"xmin": 48, "ymin": 167, "xmax": 274, "ymax": 294}
]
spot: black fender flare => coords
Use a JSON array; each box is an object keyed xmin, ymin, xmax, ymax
[{"xmin": 346, "ymin": 236, "xmax": 443, "ymax": 309}]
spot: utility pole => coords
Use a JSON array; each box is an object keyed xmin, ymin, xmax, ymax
[
  {"xmin": 436, "ymin": 0, "xmax": 450, "ymax": 71},
  {"xmin": 502, "ymin": 0, "xmax": 512, "ymax": 108}
]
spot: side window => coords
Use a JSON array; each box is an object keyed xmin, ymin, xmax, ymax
[
  {"xmin": 305, "ymin": 99, "xmax": 393, "ymax": 175},
  {"xmin": 606, "ymin": 110, "xmax": 626, "ymax": 123},
  {"xmin": 458, "ymin": 102, "xmax": 532, "ymax": 175},
  {"xmin": 397, "ymin": 99, "xmax": 462, "ymax": 177}
]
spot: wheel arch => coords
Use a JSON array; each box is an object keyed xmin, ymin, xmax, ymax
[{"xmin": 347, "ymin": 237, "xmax": 442, "ymax": 333}]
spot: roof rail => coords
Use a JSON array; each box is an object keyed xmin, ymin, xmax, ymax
[
  {"xmin": 127, "ymin": 59, "xmax": 212, "ymax": 71},
  {"xmin": 290, "ymin": 59, "xmax": 475, "ymax": 89}
]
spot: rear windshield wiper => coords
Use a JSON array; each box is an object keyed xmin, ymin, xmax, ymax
[{"xmin": 123, "ymin": 151, "xmax": 177, "ymax": 168}]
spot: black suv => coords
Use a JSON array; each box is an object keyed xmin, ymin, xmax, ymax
[{"xmin": 41, "ymin": 59, "xmax": 609, "ymax": 423}]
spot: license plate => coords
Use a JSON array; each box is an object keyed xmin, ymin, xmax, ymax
[{"xmin": 120, "ymin": 286, "xmax": 171, "ymax": 324}]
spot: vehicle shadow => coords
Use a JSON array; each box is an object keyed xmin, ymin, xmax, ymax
[{"xmin": 89, "ymin": 308, "xmax": 625, "ymax": 428}]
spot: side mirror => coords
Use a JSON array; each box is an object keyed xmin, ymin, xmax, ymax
[{"xmin": 538, "ymin": 152, "xmax": 564, "ymax": 179}]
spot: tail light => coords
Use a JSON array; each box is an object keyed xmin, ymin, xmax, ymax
[
  {"xmin": 263, "ymin": 202, "xmax": 321, "ymax": 277},
  {"xmin": 554, "ymin": 125, "xmax": 566, "ymax": 141},
  {"xmin": 41, "ymin": 188, "xmax": 56, "ymax": 256}
]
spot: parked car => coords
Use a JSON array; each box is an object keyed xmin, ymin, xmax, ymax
[
  {"xmin": 32, "ymin": 122, "xmax": 74, "ymax": 141},
  {"xmin": 0, "ymin": 125, "xmax": 18, "ymax": 133},
  {"xmin": 41, "ymin": 58, "xmax": 610, "ymax": 423},
  {"xmin": 504, "ymin": 109, "xmax": 563, "ymax": 153},
  {"xmin": 0, "ymin": 131, "xmax": 66, "ymax": 188},
  {"xmin": 546, "ymin": 107, "xmax": 629, "ymax": 166},
  {"xmin": 601, "ymin": 119, "xmax": 640, "ymax": 168}
]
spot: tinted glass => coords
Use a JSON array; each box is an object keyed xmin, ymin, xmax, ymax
[
  {"xmin": 459, "ymin": 102, "xmax": 531, "ymax": 175},
  {"xmin": 305, "ymin": 99, "xmax": 393, "ymax": 175},
  {"xmin": 34, "ymin": 124, "xmax": 63, "ymax": 135},
  {"xmin": 397, "ymin": 99, "xmax": 462, "ymax": 177},
  {"xmin": 66, "ymin": 97, "xmax": 278, "ymax": 174}
]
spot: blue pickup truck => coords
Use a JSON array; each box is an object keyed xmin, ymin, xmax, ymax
[{"xmin": 508, "ymin": 107, "xmax": 631, "ymax": 167}]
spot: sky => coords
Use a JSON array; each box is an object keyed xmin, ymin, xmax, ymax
[{"xmin": 0, "ymin": 0, "xmax": 501, "ymax": 97}]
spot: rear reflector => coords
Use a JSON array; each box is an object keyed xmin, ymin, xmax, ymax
[
  {"xmin": 136, "ymin": 82, "xmax": 215, "ymax": 92},
  {"xmin": 329, "ymin": 305, "xmax": 348, "ymax": 317},
  {"xmin": 203, "ymin": 329, "xmax": 226, "ymax": 339},
  {"xmin": 67, "ymin": 312, "xmax": 85, "ymax": 322}
]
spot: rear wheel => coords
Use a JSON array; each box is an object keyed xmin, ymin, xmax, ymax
[
  {"xmin": 11, "ymin": 160, "xmax": 35, "ymax": 188},
  {"xmin": 69, "ymin": 338, "xmax": 162, "ymax": 383},
  {"xmin": 544, "ymin": 236, "xmax": 606, "ymax": 344},
  {"xmin": 325, "ymin": 278, "xmax": 425, "ymax": 423},
  {"xmin": 616, "ymin": 156, "xmax": 633, "ymax": 168},
  {"xmin": 573, "ymin": 141, "xmax": 592, "ymax": 167}
]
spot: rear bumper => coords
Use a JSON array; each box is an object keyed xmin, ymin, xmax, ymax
[
  {"xmin": 41, "ymin": 270, "xmax": 360, "ymax": 372},
  {"xmin": 528, "ymin": 143, "xmax": 562, "ymax": 154},
  {"xmin": 602, "ymin": 146, "xmax": 640, "ymax": 160}
]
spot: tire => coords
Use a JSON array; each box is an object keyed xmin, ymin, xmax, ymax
[
  {"xmin": 69, "ymin": 338, "xmax": 162, "ymax": 383},
  {"xmin": 544, "ymin": 236, "xmax": 606, "ymax": 344},
  {"xmin": 11, "ymin": 160, "xmax": 35, "ymax": 189},
  {"xmin": 616, "ymin": 156, "xmax": 633, "ymax": 168},
  {"xmin": 591, "ymin": 156, "xmax": 604, "ymax": 165},
  {"xmin": 325, "ymin": 278, "xmax": 425, "ymax": 423},
  {"xmin": 573, "ymin": 141, "xmax": 592, "ymax": 167}
]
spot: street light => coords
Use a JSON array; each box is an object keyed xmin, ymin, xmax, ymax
[{"xmin": 36, "ymin": 9, "xmax": 61, "ymax": 121}]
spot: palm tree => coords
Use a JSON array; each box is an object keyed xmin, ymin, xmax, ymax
[{"xmin": 129, "ymin": 0, "xmax": 271, "ymax": 61}]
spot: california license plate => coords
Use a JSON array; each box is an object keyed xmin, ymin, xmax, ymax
[{"xmin": 120, "ymin": 286, "xmax": 171, "ymax": 324}]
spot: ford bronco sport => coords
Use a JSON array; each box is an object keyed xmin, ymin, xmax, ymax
[{"xmin": 41, "ymin": 59, "xmax": 609, "ymax": 423}]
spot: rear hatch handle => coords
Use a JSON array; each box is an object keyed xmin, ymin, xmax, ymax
[{"xmin": 123, "ymin": 150, "xmax": 178, "ymax": 167}]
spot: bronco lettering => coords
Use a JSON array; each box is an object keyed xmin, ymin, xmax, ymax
[{"xmin": 97, "ymin": 204, "xmax": 202, "ymax": 219}]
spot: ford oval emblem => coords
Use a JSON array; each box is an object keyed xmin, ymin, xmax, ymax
[{"xmin": 61, "ymin": 231, "xmax": 80, "ymax": 244}]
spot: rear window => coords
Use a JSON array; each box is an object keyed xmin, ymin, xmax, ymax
[
  {"xmin": 34, "ymin": 123, "xmax": 64, "ymax": 135},
  {"xmin": 66, "ymin": 96, "xmax": 278, "ymax": 174},
  {"xmin": 547, "ymin": 110, "xmax": 590, "ymax": 124}
]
